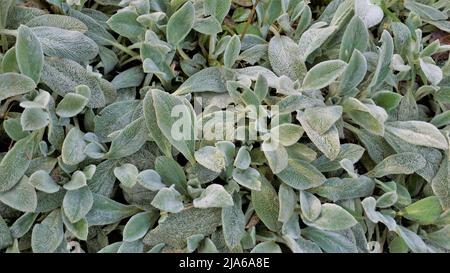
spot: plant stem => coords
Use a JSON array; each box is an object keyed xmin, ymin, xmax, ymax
[
  {"xmin": 1, "ymin": 35, "xmax": 8, "ymax": 52},
  {"xmin": 0, "ymin": 29, "xmax": 17, "ymax": 37},
  {"xmin": 177, "ymin": 47, "xmax": 191, "ymax": 60},
  {"xmin": 269, "ymin": 25, "xmax": 280, "ymax": 36},
  {"xmin": 406, "ymin": 53, "xmax": 417, "ymax": 93},
  {"xmin": 380, "ymin": 0, "xmax": 401, "ymax": 23},
  {"xmin": 143, "ymin": 73, "xmax": 154, "ymax": 87},
  {"xmin": 208, "ymin": 35, "xmax": 216, "ymax": 61},
  {"xmin": 107, "ymin": 40, "xmax": 138, "ymax": 57},
  {"xmin": 0, "ymin": 96, "xmax": 20, "ymax": 119},
  {"xmin": 120, "ymin": 54, "xmax": 141, "ymax": 66},
  {"xmin": 343, "ymin": 122, "xmax": 361, "ymax": 134},
  {"xmin": 240, "ymin": 0, "xmax": 260, "ymax": 39}
]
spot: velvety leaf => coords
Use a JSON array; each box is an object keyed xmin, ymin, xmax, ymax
[
  {"xmin": 41, "ymin": 57, "xmax": 109, "ymax": 108},
  {"xmin": 194, "ymin": 184, "xmax": 233, "ymax": 208},
  {"xmin": 151, "ymin": 186, "xmax": 184, "ymax": 213},
  {"xmin": 0, "ymin": 176, "xmax": 37, "ymax": 212},
  {"xmin": 26, "ymin": 14, "xmax": 88, "ymax": 32},
  {"xmin": 62, "ymin": 212, "xmax": 88, "ymax": 241},
  {"xmin": 29, "ymin": 170, "xmax": 60, "ymax": 193},
  {"xmin": 64, "ymin": 171, "xmax": 87, "ymax": 191},
  {"xmin": 343, "ymin": 98, "xmax": 388, "ymax": 136},
  {"xmin": 268, "ymin": 35, "xmax": 307, "ymax": 81},
  {"xmin": 262, "ymin": 140, "xmax": 289, "ymax": 174},
  {"xmin": 232, "ymin": 167, "xmax": 261, "ymax": 191},
  {"xmin": 313, "ymin": 144, "xmax": 365, "ymax": 172},
  {"xmin": 10, "ymin": 212, "xmax": 38, "ymax": 238},
  {"xmin": 0, "ymin": 72, "xmax": 36, "ymax": 101},
  {"xmin": 86, "ymin": 193, "xmax": 140, "ymax": 226},
  {"xmin": 400, "ymin": 196, "xmax": 443, "ymax": 224},
  {"xmin": 251, "ymin": 175, "xmax": 282, "ymax": 232},
  {"xmin": 123, "ymin": 211, "xmax": 158, "ymax": 242},
  {"xmin": 270, "ymin": 124, "xmax": 304, "ymax": 146},
  {"xmin": 300, "ymin": 191, "xmax": 322, "ymax": 222},
  {"xmin": 277, "ymin": 159, "xmax": 326, "ymax": 190},
  {"xmin": 31, "ymin": 210, "xmax": 64, "ymax": 253},
  {"xmin": 302, "ymin": 227, "xmax": 358, "ymax": 253},
  {"xmin": 339, "ymin": 16, "xmax": 368, "ymax": 62},
  {"xmin": 105, "ymin": 117, "xmax": 148, "ymax": 159},
  {"xmin": 278, "ymin": 184, "xmax": 296, "ymax": 223},
  {"xmin": 150, "ymin": 89, "xmax": 195, "ymax": 163},
  {"xmin": 56, "ymin": 93, "xmax": 89, "ymax": 118},
  {"xmin": 224, "ymin": 35, "xmax": 241, "ymax": 68},
  {"xmin": 426, "ymin": 226, "xmax": 450, "ymax": 250},
  {"xmin": 312, "ymin": 176, "xmax": 375, "ymax": 202},
  {"xmin": 404, "ymin": 0, "xmax": 448, "ymax": 21},
  {"xmin": 361, "ymin": 197, "xmax": 397, "ymax": 231},
  {"xmin": 155, "ymin": 156, "xmax": 188, "ymax": 195},
  {"xmin": 107, "ymin": 11, "xmax": 145, "ymax": 39},
  {"xmin": 0, "ymin": 132, "xmax": 37, "ymax": 192},
  {"xmin": 222, "ymin": 192, "xmax": 245, "ymax": 249},
  {"xmin": 166, "ymin": 1, "xmax": 195, "ymax": 46},
  {"xmin": 111, "ymin": 66, "xmax": 145, "ymax": 89},
  {"xmin": 385, "ymin": 131, "xmax": 442, "ymax": 183},
  {"xmin": 305, "ymin": 203, "xmax": 357, "ymax": 231},
  {"xmin": 385, "ymin": 121, "xmax": 448, "ymax": 150},
  {"xmin": 193, "ymin": 16, "xmax": 222, "ymax": 35},
  {"xmin": 204, "ymin": 0, "xmax": 231, "ymax": 23},
  {"xmin": 338, "ymin": 49, "xmax": 367, "ymax": 97},
  {"xmin": 195, "ymin": 146, "xmax": 226, "ymax": 173},
  {"xmin": 20, "ymin": 108, "xmax": 49, "ymax": 131},
  {"xmin": 355, "ymin": 0, "xmax": 384, "ymax": 28},
  {"xmin": 234, "ymin": 146, "xmax": 251, "ymax": 170},
  {"xmin": 368, "ymin": 31, "xmax": 394, "ymax": 91},
  {"xmin": 136, "ymin": 170, "xmax": 165, "ymax": 191},
  {"xmin": 114, "ymin": 164, "xmax": 139, "ymax": 188},
  {"xmin": 304, "ymin": 106, "xmax": 342, "ymax": 135},
  {"xmin": 16, "ymin": 25, "xmax": 43, "ymax": 83},
  {"xmin": 61, "ymin": 127, "xmax": 87, "ymax": 165},
  {"xmin": 251, "ymin": 241, "xmax": 282, "ymax": 253},
  {"xmin": 396, "ymin": 225, "xmax": 428, "ymax": 253},
  {"xmin": 431, "ymin": 158, "xmax": 450, "ymax": 210},
  {"xmin": 299, "ymin": 26, "xmax": 336, "ymax": 60},
  {"xmin": 297, "ymin": 111, "xmax": 341, "ymax": 160},
  {"xmin": 372, "ymin": 91, "xmax": 403, "ymax": 111},
  {"xmin": 367, "ymin": 152, "xmax": 426, "ymax": 178},
  {"xmin": 32, "ymin": 26, "xmax": 99, "ymax": 63},
  {"xmin": 175, "ymin": 67, "xmax": 236, "ymax": 95},
  {"xmin": 143, "ymin": 208, "xmax": 221, "ymax": 249},
  {"xmin": 63, "ymin": 186, "xmax": 94, "ymax": 223},
  {"xmin": 301, "ymin": 60, "xmax": 347, "ymax": 91},
  {"xmin": 94, "ymin": 100, "xmax": 140, "ymax": 142}
]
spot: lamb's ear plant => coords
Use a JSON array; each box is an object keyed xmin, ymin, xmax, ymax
[{"xmin": 0, "ymin": 0, "xmax": 449, "ymax": 253}]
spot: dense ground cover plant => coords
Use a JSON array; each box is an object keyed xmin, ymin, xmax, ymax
[{"xmin": 0, "ymin": 0, "xmax": 449, "ymax": 253}]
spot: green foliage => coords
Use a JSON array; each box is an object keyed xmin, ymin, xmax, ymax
[{"xmin": 0, "ymin": 0, "xmax": 449, "ymax": 254}]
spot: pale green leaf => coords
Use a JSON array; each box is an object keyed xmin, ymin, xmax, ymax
[
  {"xmin": 268, "ymin": 35, "xmax": 307, "ymax": 81},
  {"xmin": 222, "ymin": 192, "xmax": 245, "ymax": 249},
  {"xmin": 251, "ymin": 175, "xmax": 282, "ymax": 232},
  {"xmin": 151, "ymin": 186, "xmax": 184, "ymax": 213},
  {"xmin": 166, "ymin": 1, "xmax": 195, "ymax": 46},
  {"xmin": 114, "ymin": 163, "xmax": 139, "ymax": 188},
  {"xmin": 16, "ymin": 25, "xmax": 43, "ymax": 83},
  {"xmin": 29, "ymin": 170, "xmax": 60, "ymax": 193},
  {"xmin": 63, "ymin": 186, "xmax": 94, "ymax": 223},
  {"xmin": 301, "ymin": 60, "xmax": 347, "ymax": 91},
  {"xmin": 123, "ymin": 211, "xmax": 158, "ymax": 242},
  {"xmin": 0, "ymin": 73, "xmax": 36, "ymax": 101},
  {"xmin": 193, "ymin": 184, "xmax": 233, "ymax": 208},
  {"xmin": 0, "ymin": 176, "xmax": 37, "ymax": 212},
  {"xmin": 277, "ymin": 159, "xmax": 326, "ymax": 190}
]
